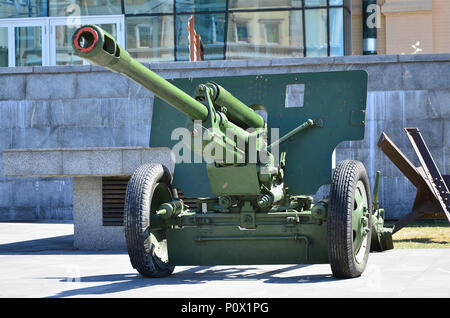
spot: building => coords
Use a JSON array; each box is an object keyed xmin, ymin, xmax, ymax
[
  {"xmin": 353, "ymin": 0, "xmax": 450, "ymax": 56},
  {"xmin": 1, "ymin": 0, "xmax": 450, "ymax": 68},
  {"xmin": 0, "ymin": 0, "xmax": 353, "ymax": 67}
]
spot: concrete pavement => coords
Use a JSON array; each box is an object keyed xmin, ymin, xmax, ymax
[{"xmin": 0, "ymin": 222, "xmax": 449, "ymax": 298}]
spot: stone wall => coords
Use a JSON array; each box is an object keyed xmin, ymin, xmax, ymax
[
  {"xmin": 0, "ymin": 66, "xmax": 154, "ymax": 220},
  {"xmin": 1, "ymin": 54, "xmax": 450, "ymax": 220}
]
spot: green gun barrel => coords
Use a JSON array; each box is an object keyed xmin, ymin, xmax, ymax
[
  {"xmin": 72, "ymin": 24, "xmax": 265, "ymax": 129},
  {"xmin": 72, "ymin": 24, "xmax": 208, "ymax": 121},
  {"xmin": 208, "ymin": 82, "xmax": 265, "ymax": 129}
]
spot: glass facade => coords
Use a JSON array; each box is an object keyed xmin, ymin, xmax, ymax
[
  {"xmin": 0, "ymin": 0, "xmax": 350, "ymax": 66},
  {"xmin": 55, "ymin": 24, "xmax": 84, "ymax": 65},
  {"xmin": 49, "ymin": 0, "xmax": 122, "ymax": 16},
  {"xmin": 15, "ymin": 25, "xmax": 42, "ymax": 66},
  {"xmin": 176, "ymin": 0, "xmax": 226, "ymax": 12},
  {"xmin": 55, "ymin": 22, "xmax": 117, "ymax": 65},
  {"xmin": 126, "ymin": 15, "xmax": 174, "ymax": 61},
  {"xmin": 125, "ymin": 0, "xmax": 172, "ymax": 14},
  {"xmin": 0, "ymin": 27, "xmax": 7, "ymax": 66},
  {"xmin": 129, "ymin": 0, "xmax": 350, "ymax": 62},
  {"xmin": 0, "ymin": 0, "xmax": 47, "ymax": 18},
  {"xmin": 227, "ymin": 10, "xmax": 304, "ymax": 59},
  {"xmin": 176, "ymin": 12, "xmax": 225, "ymax": 61},
  {"xmin": 329, "ymin": 7, "xmax": 343, "ymax": 56}
]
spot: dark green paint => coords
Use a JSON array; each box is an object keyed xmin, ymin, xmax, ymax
[
  {"xmin": 166, "ymin": 223, "xmax": 328, "ymax": 265},
  {"xmin": 206, "ymin": 163, "xmax": 261, "ymax": 195},
  {"xmin": 151, "ymin": 71, "xmax": 367, "ymax": 196}
]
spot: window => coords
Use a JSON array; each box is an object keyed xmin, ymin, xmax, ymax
[
  {"xmin": 175, "ymin": 13, "xmax": 225, "ymax": 61},
  {"xmin": 227, "ymin": 11, "xmax": 304, "ymax": 60},
  {"xmin": 0, "ymin": 15, "xmax": 124, "ymax": 67},
  {"xmin": 229, "ymin": 1, "xmax": 300, "ymax": 10},
  {"xmin": 329, "ymin": 8, "xmax": 344, "ymax": 56},
  {"xmin": 0, "ymin": 0, "xmax": 47, "ymax": 18},
  {"xmin": 54, "ymin": 25, "xmax": 83, "ymax": 65},
  {"xmin": 305, "ymin": 0, "xmax": 327, "ymax": 6},
  {"xmin": 235, "ymin": 22, "xmax": 248, "ymax": 43},
  {"xmin": 176, "ymin": 0, "xmax": 226, "ymax": 13},
  {"xmin": 126, "ymin": 15, "xmax": 174, "ymax": 62},
  {"xmin": 136, "ymin": 24, "xmax": 152, "ymax": 48},
  {"xmin": 263, "ymin": 22, "xmax": 280, "ymax": 44},
  {"xmin": 125, "ymin": 0, "xmax": 173, "ymax": 14},
  {"xmin": 0, "ymin": 27, "xmax": 7, "ymax": 66},
  {"xmin": 15, "ymin": 25, "xmax": 43, "ymax": 66},
  {"xmin": 305, "ymin": 8, "xmax": 327, "ymax": 57},
  {"xmin": 0, "ymin": 0, "xmax": 351, "ymax": 66},
  {"xmin": 50, "ymin": 16, "xmax": 123, "ymax": 66},
  {"xmin": 0, "ymin": 19, "xmax": 49, "ymax": 67},
  {"xmin": 49, "ymin": 0, "xmax": 122, "ymax": 16},
  {"xmin": 53, "ymin": 22, "xmax": 118, "ymax": 66}
]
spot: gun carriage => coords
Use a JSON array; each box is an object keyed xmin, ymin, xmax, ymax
[{"xmin": 72, "ymin": 25, "xmax": 393, "ymax": 278}]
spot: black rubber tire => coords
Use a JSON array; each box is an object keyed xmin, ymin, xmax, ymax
[
  {"xmin": 328, "ymin": 160, "xmax": 372, "ymax": 278},
  {"xmin": 124, "ymin": 163, "xmax": 175, "ymax": 277}
]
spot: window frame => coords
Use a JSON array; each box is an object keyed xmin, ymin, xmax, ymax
[
  {"xmin": 233, "ymin": 19, "xmax": 250, "ymax": 43},
  {"xmin": 259, "ymin": 19, "xmax": 282, "ymax": 45},
  {"xmin": 0, "ymin": 15, "xmax": 124, "ymax": 67},
  {"xmin": 0, "ymin": 18, "xmax": 49, "ymax": 67},
  {"xmin": 0, "ymin": 0, "xmax": 351, "ymax": 65},
  {"xmin": 49, "ymin": 15, "xmax": 125, "ymax": 66},
  {"xmin": 135, "ymin": 23, "xmax": 152, "ymax": 48}
]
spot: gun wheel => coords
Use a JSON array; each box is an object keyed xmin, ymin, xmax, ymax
[
  {"xmin": 124, "ymin": 163, "xmax": 175, "ymax": 277},
  {"xmin": 328, "ymin": 160, "xmax": 372, "ymax": 278}
]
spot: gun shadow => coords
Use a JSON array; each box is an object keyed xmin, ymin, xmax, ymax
[{"xmin": 44, "ymin": 264, "xmax": 338, "ymax": 298}]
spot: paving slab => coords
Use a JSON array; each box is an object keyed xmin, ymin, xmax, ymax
[{"xmin": 0, "ymin": 222, "xmax": 449, "ymax": 298}]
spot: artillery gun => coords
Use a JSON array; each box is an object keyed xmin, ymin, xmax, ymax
[{"xmin": 72, "ymin": 25, "xmax": 393, "ymax": 278}]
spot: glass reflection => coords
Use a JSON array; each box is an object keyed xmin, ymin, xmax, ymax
[
  {"xmin": 54, "ymin": 23, "xmax": 116, "ymax": 65},
  {"xmin": 176, "ymin": 0, "xmax": 226, "ymax": 13},
  {"xmin": 2, "ymin": 0, "xmax": 348, "ymax": 67},
  {"xmin": 329, "ymin": 8, "xmax": 343, "ymax": 56},
  {"xmin": 126, "ymin": 16, "xmax": 174, "ymax": 62},
  {"xmin": 305, "ymin": 0, "xmax": 326, "ymax": 6},
  {"xmin": 226, "ymin": 10, "xmax": 303, "ymax": 59},
  {"xmin": 55, "ymin": 25, "xmax": 83, "ymax": 65},
  {"xmin": 305, "ymin": 9, "xmax": 327, "ymax": 56},
  {"xmin": 0, "ymin": 27, "xmax": 7, "ymax": 67},
  {"xmin": 49, "ymin": 0, "xmax": 121, "ymax": 16},
  {"xmin": 0, "ymin": 0, "xmax": 46, "ymax": 18},
  {"xmin": 125, "ymin": 0, "xmax": 173, "ymax": 15},
  {"xmin": 15, "ymin": 26, "xmax": 42, "ymax": 66},
  {"xmin": 228, "ymin": 0, "xmax": 302, "ymax": 10},
  {"xmin": 176, "ymin": 13, "xmax": 225, "ymax": 61}
]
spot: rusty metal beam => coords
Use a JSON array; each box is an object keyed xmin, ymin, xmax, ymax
[
  {"xmin": 378, "ymin": 129, "xmax": 450, "ymax": 234},
  {"xmin": 405, "ymin": 128, "xmax": 450, "ymax": 222},
  {"xmin": 377, "ymin": 132, "xmax": 424, "ymax": 188}
]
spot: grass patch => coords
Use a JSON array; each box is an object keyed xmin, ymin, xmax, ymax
[{"xmin": 384, "ymin": 220, "xmax": 450, "ymax": 249}]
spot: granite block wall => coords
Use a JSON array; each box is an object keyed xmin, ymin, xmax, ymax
[{"xmin": 1, "ymin": 54, "xmax": 450, "ymax": 220}]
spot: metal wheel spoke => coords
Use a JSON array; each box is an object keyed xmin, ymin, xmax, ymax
[
  {"xmin": 353, "ymin": 181, "xmax": 369, "ymax": 263},
  {"xmin": 352, "ymin": 187, "xmax": 364, "ymax": 237}
]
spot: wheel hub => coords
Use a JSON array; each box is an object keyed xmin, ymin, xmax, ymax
[{"xmin": 353, "ymin": 181, "xmax": 370, "ymax": 264}]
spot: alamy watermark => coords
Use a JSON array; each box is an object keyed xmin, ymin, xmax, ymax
[
  {"xmin": 65, "ymin": 264, "xmax": 81, "ymax": 288},
  {"xmin": 65, "ymin": 4, "xmax": 81, "ymax": 27},
  {"xmin": 170, "ymin": 121, "xmax": 280, "ymax": 167},
  {"xmin": 365, "ymin": 4, "xmax": 382, "ymax": 29}
]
